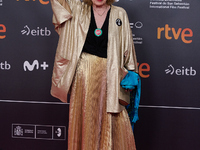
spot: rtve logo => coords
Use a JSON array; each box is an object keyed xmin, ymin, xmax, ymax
[
  {"xmin": 157, "ymin": 24, "xmax": 193, "ymax": 44},
  {"xmin": 16, "ymin": 0, "xmax": 49, "ymax": 5},
  {"xmin": 23, "ymin": 60, "xmax": 49, "ymax": 71},
  {"xmin": 21, "ymin": 25, "xmax": 51, "ymax": 36},
  {"xmin": 0, "ymin": 24, "xmax": 6, "ymax": 39},
  {"xmin": 138, "ymin": 63, "xmax": 150, "ymax": 78},
  {"xmin": 165, "ymin": 64, "xmax": 196, "ymax": 76}
]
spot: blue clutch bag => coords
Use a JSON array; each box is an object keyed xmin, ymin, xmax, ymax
[
  {"xmin": 120, "ymin": 71, "xmax": 141, "ymax": 131},
  {"xmin": 120, "ymin": 71, "xmax": 140, "ymax": 90}
]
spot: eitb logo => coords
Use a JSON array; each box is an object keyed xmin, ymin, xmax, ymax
[
  {"xmin": 21, "ymin": 25, "xmax": 51, "ymax": 36},
  {"xmin": 165, "ymin": 64, "xmax": 196, "ymax": 76}
]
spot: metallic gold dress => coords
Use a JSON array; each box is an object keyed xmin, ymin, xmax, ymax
[{"xmin": 68, "ymin": 52, "xmax": 136, "ymax": 150}]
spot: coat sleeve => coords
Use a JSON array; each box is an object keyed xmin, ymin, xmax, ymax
[
  {"xmin": 123, "ymin": 12, "xmax": 138, "ymax": 73},
  {"xmin": 50, "ymin": 0, "xmax": 77, "ymax": 34}
]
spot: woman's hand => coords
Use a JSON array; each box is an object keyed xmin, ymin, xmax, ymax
[{"xmin": 125, "ymin": 89, "xmax": 133, "ymax": 92}]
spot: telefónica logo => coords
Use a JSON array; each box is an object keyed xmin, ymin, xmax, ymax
[
  {"xmin": 165, "ymin": 64, "xmax": 196, "ymax": 76},
  {"xmin": 21, "ymin": 25, "xmax": 51, "ymax": 36},
  {"xmin": 23, "ymin": 60, "xmax": 49, "ymax": 71}
]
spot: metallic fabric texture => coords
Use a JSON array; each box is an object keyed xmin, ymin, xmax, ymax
[
  {"xmin": 50, "ymin": 0, "xmax": 138, "ymax": 113},
  {"xmin": 68, "ymin": 52, "xmax": 136, "ymax": 150}
]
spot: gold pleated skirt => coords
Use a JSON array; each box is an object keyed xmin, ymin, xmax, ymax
[{"xmin": 68, "ymin": 52, "xmax": 136, "ymax": 150}]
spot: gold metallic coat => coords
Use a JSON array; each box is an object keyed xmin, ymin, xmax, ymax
[{"xmin": 50, "ymin": 0, "xmax": 138, "ymax": 113}]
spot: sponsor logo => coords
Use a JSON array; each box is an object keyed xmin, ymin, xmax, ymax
[
  {"xmin": 53, "ymin": 126, "xmax": 65, "ymax": 139},
  {"xmin": 130, "ymin": 21, "xmax": 143, "ymax": 29},
  {"xmin": 0, "ymin": 61, "xmax": 11, "ymax": 70},
  {"xmin": 36, "ymin": 126, "xmax": 52, "ymax": 139},
  {"xmin": 130, "ymin": 21, "xmax": 143, "ymax": 45},
  {"xmin": 12, "ymin": 124, "xmax": 66, "ymax": 140},
  {"xmin": 21, "ymin": 25, "xmax": 51, "ymax": 36},
  {"xmin": 16, "ymin": 0, "xmax": 49, "ymax": 5},
  {"xmin": 14, "ymin": 126, "xmax": 23, "ymax": 136},
  {"xmin": 157, "ymin": 24, "xmax": 193, "ymax": 44},
  {"xmin": 0, "ymin": 0, "xmax": 3, "ymax": 6},
  {"xmin": 165, "ymin": 64, "xmax": 196, "ymax": 76},
  {"xmin": 23, "ymin": 60, "xmax": 49, "ymax": 71},
  {"xmin": 0, "ymin": 24, "xmax": 6, "ymax": 39},
  {"xmin": 138, "ymin": 63, "xmax": 150, "ymax": 78},
  {"xmin": 150, "ymin": 1, "xmax": 190, "ymax": 10},
  {"xmin": 55, "ymin": 128, "xmax": 62, "ymax": 137}
]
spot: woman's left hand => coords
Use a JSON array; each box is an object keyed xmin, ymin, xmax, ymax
[{"xmin": 125, "ymin": 89, "xmax": 133, "ymax": 92}]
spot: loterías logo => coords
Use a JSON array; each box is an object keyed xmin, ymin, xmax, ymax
[
  {"xmin": 23, "ymin": 60, "xmax": 49, "ymax": 71},
  {"xmin": 165, "ymin": 64, "xmax": 196, "ymax": 76},
  {"xmin": 21, "ymin": 25, "xmax": 51, "ymax": 36}
]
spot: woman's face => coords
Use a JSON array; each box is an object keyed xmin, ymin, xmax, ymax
[{"xmin": 92, "ymin": 0, "xmax": 107, "ymax": 7}]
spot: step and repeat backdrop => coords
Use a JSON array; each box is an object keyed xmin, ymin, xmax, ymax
[{"xmin": 0, "ymin": 0, "xmax": 200, "ymax": 150}]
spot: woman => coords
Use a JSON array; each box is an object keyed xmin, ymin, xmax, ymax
[{"xmin": 50, "ymin": 0, "xmax": 138, "ymax": 149}]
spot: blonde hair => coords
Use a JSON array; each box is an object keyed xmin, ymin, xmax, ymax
[{"xmin": 83, "ymin": 0, "xmax": 115, "ymax": 6}]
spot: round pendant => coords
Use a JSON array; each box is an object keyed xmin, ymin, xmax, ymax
[{"xmin": 94, "ymin": 28, "xmax": 103, "ymax": 37}]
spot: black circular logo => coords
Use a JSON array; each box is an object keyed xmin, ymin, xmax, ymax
[{"xmin": 116, "ymin": 18, "xmax": 122, "ymax": 26}]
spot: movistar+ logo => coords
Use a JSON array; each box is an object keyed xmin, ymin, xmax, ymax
[{"xmin": 23, "ymin": 60, "xmax": 49, "ymax": 71}]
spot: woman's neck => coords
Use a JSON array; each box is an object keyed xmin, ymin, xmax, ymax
[{"xmin": 92, "ymin": 4, "xmax": 109, "ymax": 10}]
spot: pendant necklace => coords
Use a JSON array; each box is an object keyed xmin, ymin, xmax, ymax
[
  {"xmin": 93, "ymin": 6, "xmax": 107, "ymax": 37},
  {"xmin": 94, "ymin": 28, "xmax": 103, "ymax": 37}
]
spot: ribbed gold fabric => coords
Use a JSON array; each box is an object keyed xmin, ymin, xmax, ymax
[{"xmin": 68, "ymin": 52, "xmax": 136, "ymax": 150}]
